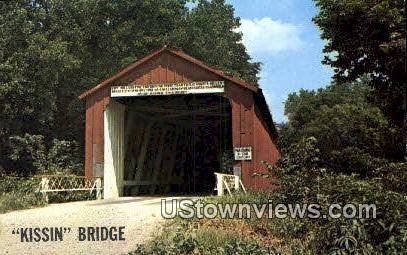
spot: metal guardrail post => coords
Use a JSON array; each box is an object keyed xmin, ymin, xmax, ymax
[
  {"xmin": 215, "ymin": 172, "xmax": 246, "ymax": 196},
  {"xmin": 234, "ymin": 175, "xmax": 240, "ymax": 191},
  {"xmin": 40, "ymin": 176, "xmax": 49, "ymax": 203},
  {"xmin": 95, "ymin": 178, "xmax": 102, "ymax": 200},
  {"xmin": 215, "ymin": 173, "xmax": 223, "ymax": 196},
  {"xmin": 223, "ymin": 179, "xmax": 233, "ymax": 196}
]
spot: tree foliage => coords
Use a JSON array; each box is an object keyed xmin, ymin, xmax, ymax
[
  {"xmin": 171, "ymin": 0, "xmax": 261, "ymax": 84},
  {"xmin": 265, "ymin": 129, "xmax": 407, "ymax": 253},
  {"xmin": 0, "ymin": 0, "xmax": 259, "ymax": 174},
  {"xmin": 279, "ymin": 80, "xmax": 398, "ymax": 174},
  {"xmin": 313, "ymin": 0, "xmax": 406, "ymax": 160},
  {"xmin": 9, "ymin": 134, "xmax": 82, "ymax": 175},
  {"xmin": 313, "ymin": 0, "xmax": 406, "ymax": 125}
]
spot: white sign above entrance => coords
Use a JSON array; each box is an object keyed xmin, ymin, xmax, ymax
[
  {"xmin": 234, "ymin": 147, "xmax": 252, "ymax": 161},
  {"xmin": 111, "ymin": 81, "xmax": 225, "ymax": 97}
]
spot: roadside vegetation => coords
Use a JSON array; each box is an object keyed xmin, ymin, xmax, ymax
[
  {"xmin": 0, "ymin": 137, "xmax": 89, "ymax": 213},
  {"xmin": 0, "ymin": 175, "xmax": 45, "ymax": 213},
  {"xmin": 0, "ymin": 173, "xmax": 97, "ymax": 213},
  {"xmin": 134, "ymin": 144, "xmax": 406, "ymax": 254},
  {"xmin": 133, "ymin": 80, "xmax": 406, "ymax": 254},
  {"xmin": 132, "ymin": 218, "xmax": 278, "ymax": 255}
]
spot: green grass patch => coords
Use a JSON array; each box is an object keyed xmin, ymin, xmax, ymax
[
  {"xmin": 0, "ymin": 176, "xmax": 46, "ymax": 213},
  {"xmin": 0, "ymin": 192, "xmax": 46, "ymax": 213},
  {"xmin": 131, "ymin": 220, "xmax": 278, "ymax": 255}
]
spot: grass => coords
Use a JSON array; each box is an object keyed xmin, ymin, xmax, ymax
[
  {"xmin": 131, "ymin": 216, "xmax": 279, "ymax": 254},
  {"xmin": 130, "ymin": 192, "xmax": 286, "ymax": 254},
  {"xmin": 0, "ymin": 176, "xmax": 46, "ymax": 213},
  {"xmin": 0, "ymin": 175, "xmax": 96, "ymax": 213},
  {"xmin": 132, "ymin": 181, "xmax": 407, "ymax": 254}
]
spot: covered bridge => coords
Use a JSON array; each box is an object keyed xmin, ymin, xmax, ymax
[{"xmin": 79, "ymin": 46, "xmax": 279, "ymax": 198}]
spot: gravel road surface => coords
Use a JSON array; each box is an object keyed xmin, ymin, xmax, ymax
[{"xmin": 0, "ymin": 196, "xmax": 180, "ymax": 255}]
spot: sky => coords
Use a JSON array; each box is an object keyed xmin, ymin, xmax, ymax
[{"xmin": 227, "ymin": 0, "xmax": 333, "ymax": 122}]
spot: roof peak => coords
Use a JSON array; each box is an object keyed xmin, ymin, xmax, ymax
[{"xmin": 79, "ymin": 45, "xmax": 257, "ymax": 99}]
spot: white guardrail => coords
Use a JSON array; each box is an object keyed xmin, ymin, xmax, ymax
[
  {"xmin": 214, "ymin": 172, "xmax": 246, "ymax": 196},
  {"xmin": 39, "ymin": 175, "xmax": 102, "ymax": 202}
]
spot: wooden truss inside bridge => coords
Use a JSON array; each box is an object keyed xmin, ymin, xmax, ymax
[{"xmin": 115, "ymin": 94, "xmax": 232, "ymax": 195}]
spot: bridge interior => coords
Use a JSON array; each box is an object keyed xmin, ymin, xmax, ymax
[{"xmin": 114, "ymin": 94, "xmax": 232, "ymax": 195}]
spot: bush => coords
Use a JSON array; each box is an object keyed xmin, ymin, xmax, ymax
[
  {"xmin": 8, "ymin": 133, "xmax": 82, "ymax": 175},
  {"xmin": 0, "ymin": 175, "xmax": 96, "ymax": 213},
  {"xmin": 0, "ymin": 192, "xmax": 45, "ymax": 213},
  {"xmin": 376, "ymin": 162, "xmax": 407, "ymax": 193},
  {"xmin": 310, "ymin": 174, "xmax": 406, "ymax": 254},
  {"xmin": 249, "ymin": 170, "xmax": 407, "ymax": 253},
  {"xmin": 0, "ymin": 176, "xmax": 45, "ymax": 213},
  {"xmin": 329, "ymin": 147, "xmax": 387, "ymax": 176},
  {"xmin": 0, "ymin": 175, "xmax": 41, "ymax": 194},
  {"xmin": 262, "ymin": 137, "xmax": 407, "ymax": 254}
]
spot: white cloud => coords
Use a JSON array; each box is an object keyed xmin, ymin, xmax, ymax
[{"xmin": 236, "ymin": 17, "xmax": 304, "ymax": 55}]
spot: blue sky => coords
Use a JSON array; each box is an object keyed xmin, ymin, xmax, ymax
[{"xmin": 227, "ymin": 0, "xmax": 333, "ymax": 122}]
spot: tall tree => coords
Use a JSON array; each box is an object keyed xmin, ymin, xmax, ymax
[
  {"xmin": 280, "ymin": 80, "xmax": 398, "ymax": 174},
  {"xmin": 312, "ymin": 0, "xmax": 406, "ymax": 158},
  {"xmin": 171, "ymin": 0, "xmax": 261, "ymax": 84},
  {"xmin": 0, "ymin": 0, "xmax": 82, "ymax": 171}
]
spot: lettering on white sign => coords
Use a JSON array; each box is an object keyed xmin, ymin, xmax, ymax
[
  {"xmin": 111, "ymin": 81, "xmax": 225, "ymax": 97},
  {"xmin": 234, "ymin": 147, "xmax": 252, "ymax": 161}
]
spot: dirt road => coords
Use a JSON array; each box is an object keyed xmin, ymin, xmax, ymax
[{"xmin": 0, "ymin": 197, "xmax": 176, "ymax": 255}]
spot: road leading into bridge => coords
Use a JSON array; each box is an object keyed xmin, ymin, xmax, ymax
[{"xmin": 0, "ymin": 196, "xmax": 183, "ymax": 255}]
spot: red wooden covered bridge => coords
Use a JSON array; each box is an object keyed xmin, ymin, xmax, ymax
[{"xmin": 79, "ymin": 46, "xmax": 279, "ymax": 198}]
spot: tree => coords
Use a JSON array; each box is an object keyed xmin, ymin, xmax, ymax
[
  {"xmin": 280, "ymin": 80, "xmax": 397, "ymax": 174},
  {"xmin": 171, "ymin": 0, "xmax": 261, "ymax": 84},
  {"xmin": 312, "ymin": 0, "xmax": 406, "ymax": 158},
  {"xmin": 0, "ymin": 1, "xmax": 82, "ymax": 171}
]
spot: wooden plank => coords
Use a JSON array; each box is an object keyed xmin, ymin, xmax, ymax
[
  {"xmin": 149, "ymin": 128, "xmax": 168, "ymax": 194},
  {"xmin": 163, "ymin": 128, "xmax": 180, "ymax": 193},
  {"xmin": 177, "ymin": 127, "xmax": 186, "ymax": 179},
  {"xmin": 143, "ymin": 125, "xmax": 162, "ymax": 181},
  {"xmin": 123, "ymin": 111, "xmax": 136, "ymax": 180},
  {"xmin": 223, "ymin": 179, "xmax": 233, "ymax": 196},
  {"xmin": 124, "ymin": 121, "xmax": 144, "ymax": 180},
  {"xmin": 124, "ymin": 111, "xmax": 135, "ymax": 154},
  {"xmin": 133, "ymin": 121, "xmax": 154, "ymax": 193}
]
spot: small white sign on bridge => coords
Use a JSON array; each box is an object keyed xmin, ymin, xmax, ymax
[{"xmin": 234, "ymin": 146, "xmax": 252, "ymax": 161}]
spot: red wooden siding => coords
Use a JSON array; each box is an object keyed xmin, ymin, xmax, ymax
[
  {"xmin": 84, "ymin": 88, "xmax": 110, "ymax": 178},
  {"xmin": 252, "ymin": 103, "xmax": 280, "ymax": 189},
  {"xmin": 225, "ymin": 83, "xmax": 255, "ymax": 188},
  {"xmin": 113, "ymin": 52, "xmax": 220, "ymax": 86}
]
